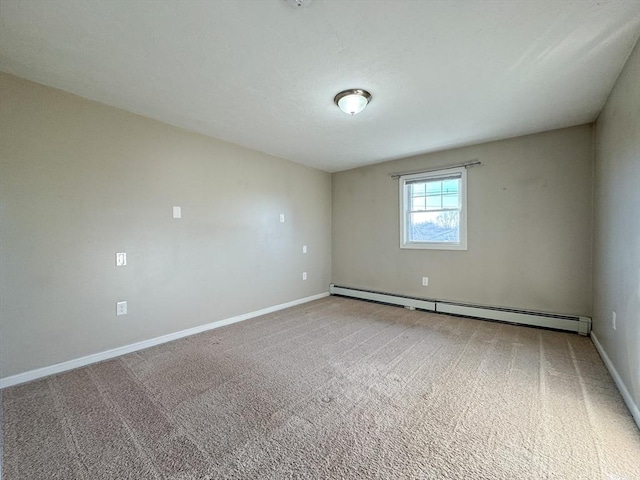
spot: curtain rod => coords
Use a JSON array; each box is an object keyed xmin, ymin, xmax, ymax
[{"xmin": 389, "ymin": 160, "xmax": 481, "ymax": 178}]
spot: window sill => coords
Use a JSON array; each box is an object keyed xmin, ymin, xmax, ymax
[{"xmin": 400, "ymin": 242, "xmax": 467, "ymax": 251}]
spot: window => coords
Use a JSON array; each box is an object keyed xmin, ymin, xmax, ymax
[{"xmin": 399, "ymin": 167, "xmax": 467, "ymax": 250}]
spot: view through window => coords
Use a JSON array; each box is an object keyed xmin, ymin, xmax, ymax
[{"xmin": 400, "ymin": 167, "xmax": 467, "ymax": 250}]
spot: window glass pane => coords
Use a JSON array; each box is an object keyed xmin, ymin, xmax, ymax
[
  {"xmin": 442, "ymin": 192, "xmax": 459, "ymax": 208},
  {"xmin": 411, "ymin": 183, "xmax": 425, "ymax": 196},
  {"xmin": 425, "ymin": 181, "xmax": 442, "ymax": 195},
  {"xmin": 425, "ymin": 194, "xmax": 442, "ymax": 209},
  {"xmin": 408, "ymin": 211, "xmax": 460, "ymax": 243},
  {"xmin": 442, "ymin": 179, "xmax": 459, "ymax": 195},
  {"xmin": 411, "ymin": 196, "xmax": 425, "ymax": 211}
]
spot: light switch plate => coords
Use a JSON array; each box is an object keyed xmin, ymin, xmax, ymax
[
  {"xmin": 302, "ymin": 245, "xmax": 307, "ymax": 253},
  {"xmin": 116, "ymin": 252, "xmax": 127, "ymax": 266},
  {"xmin": 173, "ymin": 206, "xmax": 182, "ymax": 218}
]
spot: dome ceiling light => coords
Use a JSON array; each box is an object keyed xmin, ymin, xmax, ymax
[{"xmin": 334, "ymin": 89, "xmax": 372, "ymax": 116}]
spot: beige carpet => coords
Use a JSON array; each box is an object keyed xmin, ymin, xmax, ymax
[{"xmin": 2, "ymin": 296, "xmax": 639, "ymax": 479}]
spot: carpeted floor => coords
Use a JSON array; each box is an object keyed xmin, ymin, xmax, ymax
[{"xmin": 2, "ymin": 296, "xmax": 639, "ymax": 479}]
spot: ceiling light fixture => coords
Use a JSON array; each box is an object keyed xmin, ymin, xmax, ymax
[{"xmin": 334, "ymin": 89, "xmax": 372, "ymax": 115}]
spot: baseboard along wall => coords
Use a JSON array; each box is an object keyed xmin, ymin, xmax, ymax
[
  {"xmin": 0, "ymin": 292, "xmax": 329, "ymax": 389},
  {"xmin": 590, "ymin": 332, "xmax": 640, "ymax": 430}
]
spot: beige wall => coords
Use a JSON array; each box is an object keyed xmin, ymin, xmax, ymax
[
  {"xmin": 332, "ymin": 125, "xmax": 593, "ymax": 316},
  {"xmin": 0, "ymin": 74, "xmax": 331, "ymax": 378},
  {"xmin": 593, "ymin": 39, "xmax": 640, "ymax": 415}
]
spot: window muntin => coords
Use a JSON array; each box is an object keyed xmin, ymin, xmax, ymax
[{"xmin": 400, "ymin": 167, "xmax": 467, "ymax": 250}]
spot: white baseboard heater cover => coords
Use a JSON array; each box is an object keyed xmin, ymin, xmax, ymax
[{"xmin": 329, "ymin": 285, "xmax": 591, "ymax": 335}]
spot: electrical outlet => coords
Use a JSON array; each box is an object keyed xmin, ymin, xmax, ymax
[
  {"xmin": 612, "ymin": 311, "xmax": 616, "ymax": 330},
  {"xmin": 422, "ymin": 277, "xmax": 429, "ymax": 286},
  {"xmin": 302, "ymin": 245, "xmax": 307, "ymax": 254},
  {"xmin": 116, "ymin": 301, "xmax": 128, "ymax": 316},
  {"xmin": 279, "ymin": 213, "xmax": 285, "ymax": 223},
  {"xmin": 302, "ymin": 272, "xmax": 307, "ymax": 280}
]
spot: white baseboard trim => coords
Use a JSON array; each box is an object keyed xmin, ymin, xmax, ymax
[
  {"xmin": 591, "ymin": 332, "xmax": 640, "ymax": 430},
  {"xmin": 0, "ymin": 292, "xmax": 329, "ymax": 389}
]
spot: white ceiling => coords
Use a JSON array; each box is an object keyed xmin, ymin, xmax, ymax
[{"xmin": 1, "ymin": 1, "xmax": 639, "ymax": 172}]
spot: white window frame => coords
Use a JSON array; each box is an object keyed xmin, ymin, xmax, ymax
[{"xmin": 399, "ymin": 167, "xmax": 467, "ymax": 250}]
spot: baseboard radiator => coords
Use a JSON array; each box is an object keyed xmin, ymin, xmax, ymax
[{"xmin": 329, "ymin": 284, "xmax": 591, "ymax": 335}]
